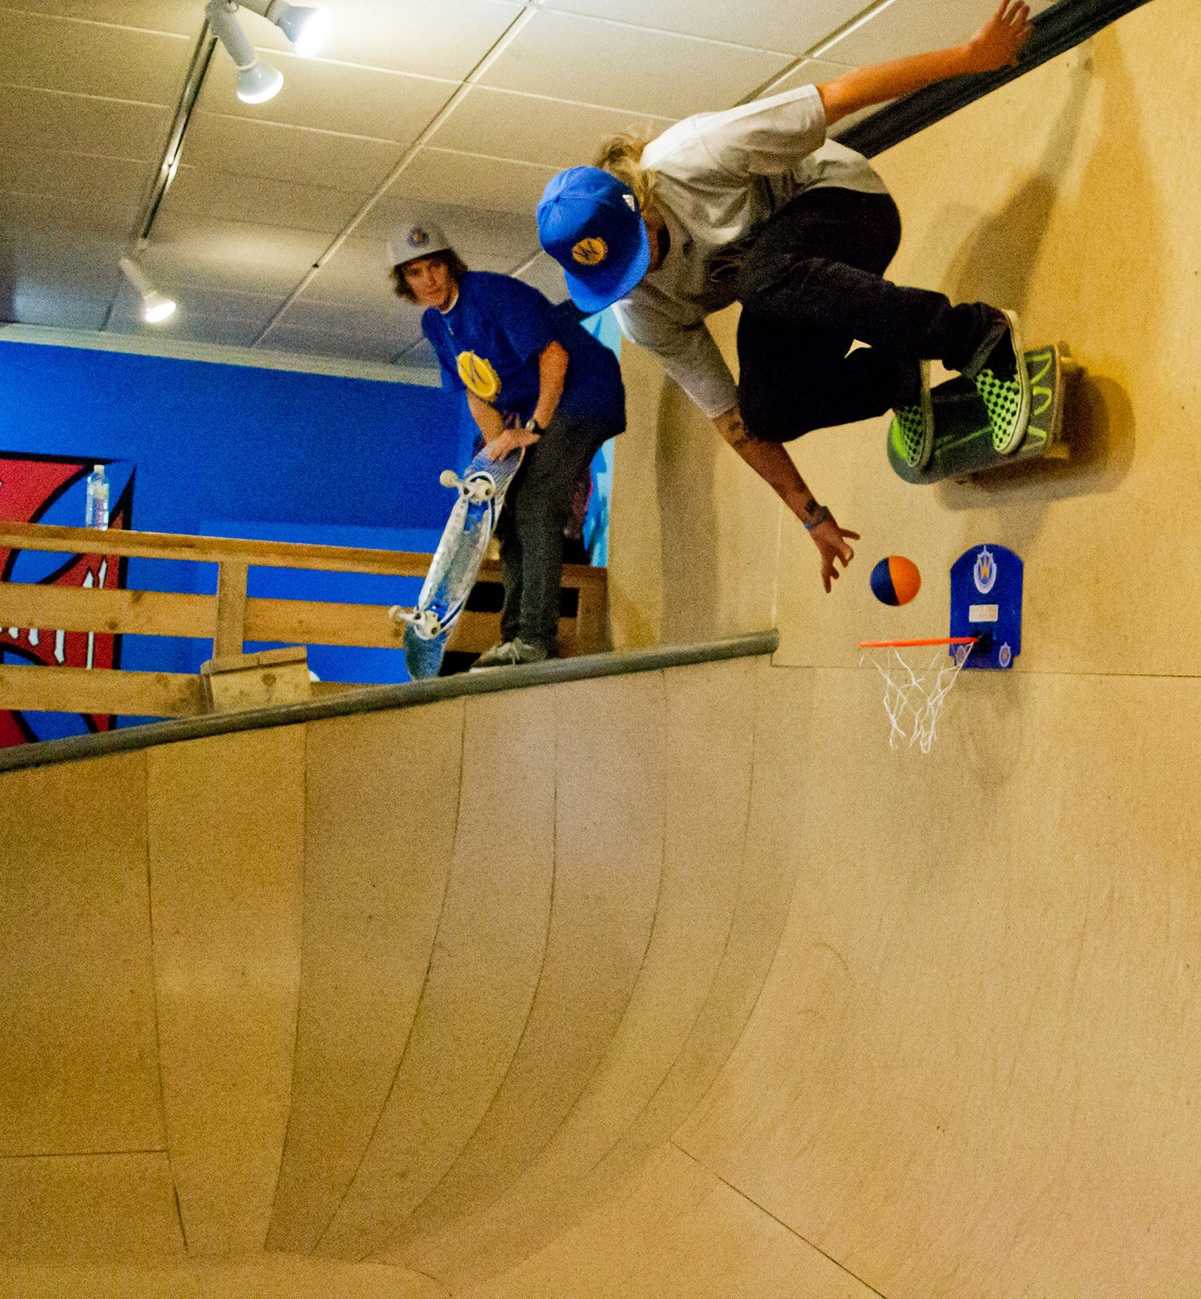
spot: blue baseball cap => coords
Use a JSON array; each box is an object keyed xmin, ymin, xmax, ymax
[{"xmin": 537, "ymin": 167, "xmax": 650, "ymax": 314}]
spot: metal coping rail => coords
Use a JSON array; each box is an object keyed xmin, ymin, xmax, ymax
[{"xmin": 0, "ymin": 631, "xmax": 779, "ymax": 774}]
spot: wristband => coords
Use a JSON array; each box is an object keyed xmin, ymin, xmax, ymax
[{"xmin": 802, "ymin": 503, "xmax": 831, "ymax": 531}]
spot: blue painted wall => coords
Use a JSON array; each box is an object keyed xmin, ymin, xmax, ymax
[
  {"xmin": 1, "ymin": 313, "xmax": 621, "ymax": 734},
  {"xmin": 0, "ymin": 340, "xmax": 476, "ymax": 731}
]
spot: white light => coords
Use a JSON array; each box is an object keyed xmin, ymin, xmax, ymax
[
  {"xmin": 235, "ymin": 59, "xmax": 284, "ymax": 103},
  {"xmin": 268, "ymin": 2, "xmax": 330, "ymax": 57},
  {"xmin": 207, "ymin": 0, "xmax": 284, "ymax": 104},
  {"xmin": 142, "ymin": 292, "xmax": 177, "ymax": 324},
  {"xmin": 119, "ymin": 257, "xmax": 177, "ymax": 326}
]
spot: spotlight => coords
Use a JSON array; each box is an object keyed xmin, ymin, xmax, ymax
[
  {"xmin": 119, "ymin": 257, "xmax": 177, "ymax": 325},
  {"xmin": 260, "ymin": 1, "xmax": 331, "ymax": 57},
  {"xmin": 205, "ymin": 0, "xmax": 284, "ymax": 104}
]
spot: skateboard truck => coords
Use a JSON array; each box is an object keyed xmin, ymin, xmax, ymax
[
  {"xmin": 440, "ymin": 468, "xmax": 501, "ymax": 503},
  {"xmin": 388, "ymin": 605, "xmax": 444, "ymax": 639}
]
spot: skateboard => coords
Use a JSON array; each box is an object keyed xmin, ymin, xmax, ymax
[
  {"xmin": 888, "ymin": 344, "xmax": 1079, "ymax": 485},
  {"xmin": 390, "ymin": 445, "xmax": 524, "ymax": 679}
]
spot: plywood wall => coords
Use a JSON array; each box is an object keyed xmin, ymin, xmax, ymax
[{"xmin": 0, "ymin": 657, "xmax": 797, "ymax": 1296}]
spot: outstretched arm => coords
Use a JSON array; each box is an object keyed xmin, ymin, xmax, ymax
[
  {"xmin": 817, "ymin": 0, "xmax": 1033, "ymax": 126},
  {"xmin": 711, "ymin": 407, "xmax": 859, "ymax": 593}
]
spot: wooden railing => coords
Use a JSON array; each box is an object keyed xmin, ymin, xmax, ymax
[{"xmin": 0, "ymin": 522, "xmax": 607, "ymax": 719}]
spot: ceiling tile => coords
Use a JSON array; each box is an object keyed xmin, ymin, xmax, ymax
[
  {"xmin": 477, "ymin": 10, "xmax": 789, "ymax": 117},
  {"xmin": 300, "ymin": 235, "xmax": 404, "ymax": 310},
  {"xmin": 825, "ymin": 0, "xmax": 1060, "ymax": 64},
  {"xmin": 198, "ymin": 51, "xmax": 458, "ymax": 143},
  {"xmin": 235, "ymin": 0, "xmax": 523, "ymax": 81},
  {"xmin": 182, "ymin": 112, "xmax": 405, "ymax": 192},
  {"xmin": 516, "ymin": 252, "xmax": 570, "ymax": 304},
  {"xmin": 109, "ymin": 279, "xmax": 286, "ymax": 330},
  {"xmin": 388, "ymin": 148, "xmax": 557, "ymax": 217},
  {"xmin": 162, "ymin": 164, "xmax": 366, "ymax": 235},
  {"xmin": 271, "ymin": 295, "xmax": 424, "ymax": 356},
  {"xmin": 540, "ymin": 0, "xmax": 867, "ymax": 57},
  {"xmin": 254, "ymin": 321, "xmax": 399, "ymax": 366},
  {"xmin": 0, "ymin": 11, "xmax": 192, "ymax": 104},
  {"xmin": 4, "ymin": 1, "xmax": 201, "ymax": 35},
  {"xmin": 0, "ymin": 84, "xmax": 169, "ymax": 160},
  {"xmin": 356, "ymin": 198, "xmax": 538, "ymax": 271},
  {"xmin": 105, "ymin": 302, "xmax": 274, "ymax": 350},
  {"xmin": 139, "ymin": 211, "xmax": 331, "ymax": 295},
  {"xmin": 0, "ymin": 149, "xmax": 154, "ymax": 207},
  {"xmin": 0, "ymin": 189, "xmax": 139, "ymax": 242},
  {"xmin": 428, "ymin": 85, "xmax": 676, "ymax": 170},
  {"xmin": 0, "ymin": 230, "xmax": 125, "ymax": 331}
]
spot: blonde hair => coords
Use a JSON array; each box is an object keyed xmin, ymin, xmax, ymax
[{"xmin": 593, "ymin": 131, "xmax": 657, "ymax": 212}]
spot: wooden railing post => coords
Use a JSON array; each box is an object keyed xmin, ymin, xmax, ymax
[
  {"xmin": 213, "ymin": 560, "xmax": 248, "ymax": 659},
  {"xmin": 575, "ymin": 579, "xmax": 608, "ymax": 655}
]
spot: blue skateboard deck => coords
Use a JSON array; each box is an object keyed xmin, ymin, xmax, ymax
[
  {"xmin": 888, "ymin": 345, "xmax": 1078, "ymax": 485},
  {"xmin": 391, "ymin": 445, "xmax": 524, "ymax": 679}
]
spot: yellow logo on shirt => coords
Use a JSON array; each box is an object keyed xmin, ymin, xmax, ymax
[
  {"xmin": 456, "ymin": 350, "xmax": 502, "ymax": 401},
  {"xmin": 571, "ymin": 236, "xmax": 608, "ymax": 266}
]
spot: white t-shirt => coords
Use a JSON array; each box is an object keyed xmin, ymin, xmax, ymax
[{"xmin": 611, "ymin": 85, "xmax": 888, "ymax": 418}]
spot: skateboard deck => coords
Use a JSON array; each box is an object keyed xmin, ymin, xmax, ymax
[
  {"xmin": 888, "ymin": 344, "xmax": 1079, "ymax": 485},
  {"xmin": 390, "ymin": 445, "xmax": 524, "ymax": 679}
]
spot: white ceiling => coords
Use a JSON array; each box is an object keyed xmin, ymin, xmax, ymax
[{"xmin": 0, "ymin": 0, "xmax": 1057, "ymax": 379}]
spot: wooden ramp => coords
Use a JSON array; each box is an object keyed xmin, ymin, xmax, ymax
[{"xmin": 0, "ymin": 650, "xmax": 811, "ymax": 1297}]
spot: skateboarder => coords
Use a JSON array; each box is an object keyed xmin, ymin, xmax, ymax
[
  {"xmin": 391, "ymin": 222, "xmax": 626, "ymax": 666},
  {"xmin": 536, "ymin": 0, "xmax": 1034, "ymax": 593}
]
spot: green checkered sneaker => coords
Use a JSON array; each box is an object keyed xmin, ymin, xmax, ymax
[
  {"xmin": 890, "ymin": 404, "xmax": 932, "ymax": 469},
  {"xmin": 975, "ymin": 363, "xmax": 1030, "ymax": 454},
  {"xmin": 889, "ymin": 362, "xmax": 933, "ymax": 469}
]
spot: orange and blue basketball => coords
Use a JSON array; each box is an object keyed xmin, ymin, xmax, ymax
[{"xmin": 870, "ymin": 554, "xmax": 921, "ymax": 606}]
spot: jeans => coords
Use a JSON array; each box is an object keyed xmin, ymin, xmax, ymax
[
  {"xmin": 495, "ymin": 406, "xmax": 620, "ymax": 651},
  {"xmin": 733, "ymin": 187, "xmax": 1006, "ymax": 442}
]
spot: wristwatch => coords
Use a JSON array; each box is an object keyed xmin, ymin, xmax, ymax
[
  {"xmin": 802, "ymin": 501, "xmax": 831, "ymax": 531},
  {"xmin": 524, "ymin": 417, "xmax": 544, "ymax": 434}
]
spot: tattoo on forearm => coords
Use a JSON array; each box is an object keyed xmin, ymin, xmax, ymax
[{"xmin": 725, "ymin": 413, "xmax": 751, "ymax": 450}]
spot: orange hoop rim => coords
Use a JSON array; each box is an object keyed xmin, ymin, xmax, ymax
[{"xmin": 857, "ymin": 636, "xmax": 978, "ymax": 649}]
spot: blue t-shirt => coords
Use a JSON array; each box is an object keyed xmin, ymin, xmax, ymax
[{"xmin": 422, "ymin": 271, "xmax": 624, "ymax": 430}]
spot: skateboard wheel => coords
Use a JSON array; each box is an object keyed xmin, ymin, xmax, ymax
[
  {"xmin": 439, "ymin": 470, "xmax": 460, "ymax": 489},
  {"xmin": 462, "ymin": 474, "xmax": 496, "ymax": 503}
]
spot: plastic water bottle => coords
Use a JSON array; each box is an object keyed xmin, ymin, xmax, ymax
[{"xmin": 85, "ymin": 464, "xmax": 109, "ymax": 530}]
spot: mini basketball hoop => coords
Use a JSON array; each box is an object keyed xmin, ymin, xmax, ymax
[{"xmin": 857, "ymin": 636, "xmax": 977, "ymax": 754}]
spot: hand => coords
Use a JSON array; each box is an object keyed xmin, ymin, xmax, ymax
[
  {"xmin": 808, "ymin": 515, "xmax": 860, "ymax": 594},
  {"xmin": 963, "ymin": 0, "xmax": 1032, "ymax": 73},
  {"xmin": 483, "ymin": 422, "xmax": 541, "ymax": 461}
]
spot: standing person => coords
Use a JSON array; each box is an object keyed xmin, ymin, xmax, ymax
[
  {"xmin": 390, "ymin": 222, "xmax": 625, "ymax": 666},
  {"xmin": 536, "ymin": 0, "xmax": 1034, "ymax": 593}
]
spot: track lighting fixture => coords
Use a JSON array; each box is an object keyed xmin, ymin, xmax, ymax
[
  {"xmin": 118, "ymin": 257, "xmax": 177, "ymax": 324},
  {"xmin": 252, "ymin": 1, "xmax": 331, "ymax": 57},
  {"xmin": 205, "ymin": 0, "xmax": 331, "ymax": 104}
]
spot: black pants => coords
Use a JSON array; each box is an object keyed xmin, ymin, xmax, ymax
[
  {"xmin": 734, "ymin": 187, "xmax": 1005, "ymax": 442},
  {"xmin": 495, "ymin": 407, "xmax": 619, "ymax": 651}
]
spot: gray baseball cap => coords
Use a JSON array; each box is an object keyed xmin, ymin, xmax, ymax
[{"xmin": 388, "ymin": 220, "xmax": 452, "ymax": 267}]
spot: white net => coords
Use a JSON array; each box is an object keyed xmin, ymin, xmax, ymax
[{"xmin": 858, "ymin": 639, "xmax": 974, "ymax": 754}]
